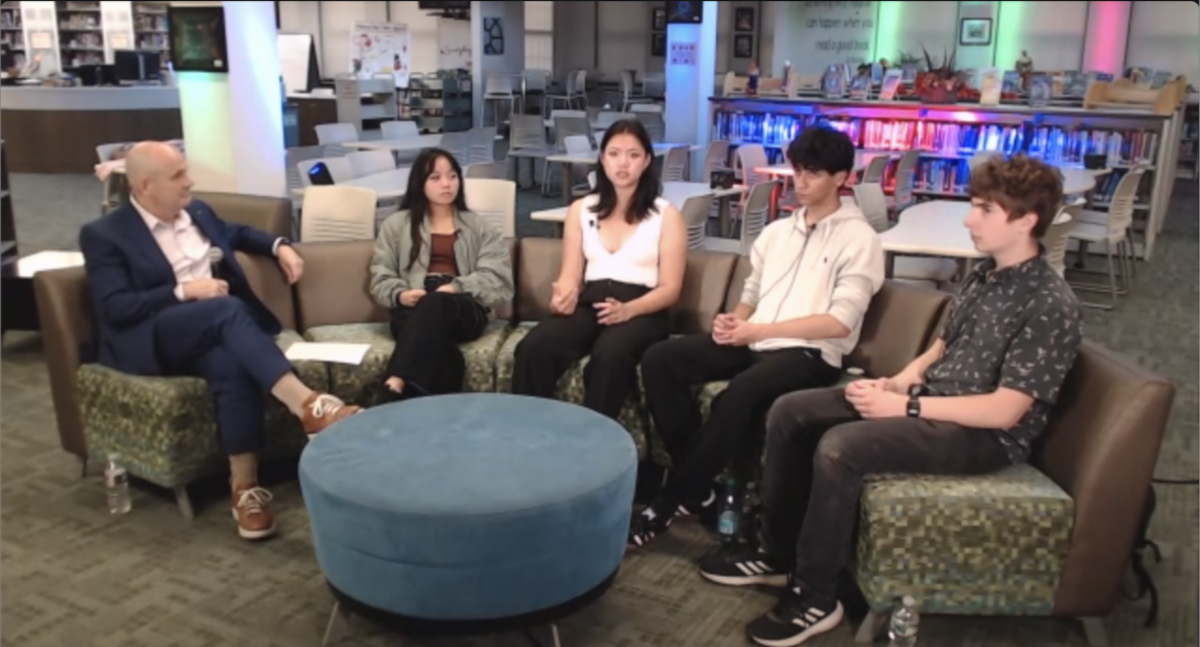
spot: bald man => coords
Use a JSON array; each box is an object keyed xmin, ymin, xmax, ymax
[{"xmin": 79, "ymin": 141, "xmax": 361, "ymax": 540}]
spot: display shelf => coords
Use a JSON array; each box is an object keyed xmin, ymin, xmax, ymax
[
  {"xmin": 1, "ymin": 140, "xmax": 18, "ymax": 264},
  {"xmin": 131, "ymin": 1, "xmax": 167, "ymax": 65},
  {"xmin": 409, "ymin": 74, "xmax": 473, "ymax": 133},
  {"xmin": 56, "ymin": 0, "xmax": 102, "ymax": 67},
  {"xmin": 1177, "ymin": 95, "xmax": 1197, "ymax": 180},
  {"xmin": 334, "ymin": 76, "xmax": 398, "ymax": 132},
  {"xmin": 708, "ymin": 96, "xmax": 1183, "ymax": 260},
  {"xmin": 1, "ymin": 2, "xmax": 25, "ymax": 70}
]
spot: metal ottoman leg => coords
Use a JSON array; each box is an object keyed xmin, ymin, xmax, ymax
[{"xmin": 323, "ymin": 602, "xmax": 353, "ymax": 646}]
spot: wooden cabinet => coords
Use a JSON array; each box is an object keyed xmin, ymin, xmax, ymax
[{"xmin": 290, "ymin": 97, "xmax": 339, "ymax": 147}]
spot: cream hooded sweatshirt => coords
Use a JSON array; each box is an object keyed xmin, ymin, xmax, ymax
[{"xmin": 740, "ymin": 203, "xmax": 886, "ymax": 367}]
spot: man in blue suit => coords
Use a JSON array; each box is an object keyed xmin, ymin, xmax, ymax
[{"xmin": 80, "ymin": 141, "xmax": 362, "ymax": 540}]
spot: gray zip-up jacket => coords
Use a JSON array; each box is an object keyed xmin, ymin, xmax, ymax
[{"xmin": 369, "ymin": 209, "xmax": 514, "ymax": 310}]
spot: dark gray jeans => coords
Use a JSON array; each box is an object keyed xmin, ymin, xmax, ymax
[{"xmin": 760, "ymin": 386, "xmax": 1012, "ymax": 599}]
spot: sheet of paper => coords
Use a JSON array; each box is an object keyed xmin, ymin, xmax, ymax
[{"xmin": 285, "ymin": 342, "xmax": 371, "ymax": 365}]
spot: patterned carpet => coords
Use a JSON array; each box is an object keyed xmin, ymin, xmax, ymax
[{"xmin": 1, "ymin": 169, "xmax": 1195, "ymax": 647}]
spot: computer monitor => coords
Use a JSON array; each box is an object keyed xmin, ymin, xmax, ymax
[{"xmin": 113, "ymin": 50, "xmax": 161, "ymax": 83}]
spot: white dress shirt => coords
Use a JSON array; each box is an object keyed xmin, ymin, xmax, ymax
[{"xmin": 131, "ymin": 198, "xmax": 284, "ymax": 301}]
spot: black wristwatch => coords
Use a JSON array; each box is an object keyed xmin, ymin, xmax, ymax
[{"xmin": 906, "ymin": 383, "xmax": 922, "ymax": 418}]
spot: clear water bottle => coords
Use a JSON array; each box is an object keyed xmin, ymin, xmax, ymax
[
  {"xmin": 739, "ymin": 481, "xmax": 760, "ymax": 546},
  {"xmin": 105, "ymin": 453, "xmax": 132, "ymax": 515},
  {"xmin": 888, "ymin": 595, "xmax": 919, "ymax": 647},
  {"xmin": 716, "ymin": 477, "xmax": 741, "ymax": 548}
]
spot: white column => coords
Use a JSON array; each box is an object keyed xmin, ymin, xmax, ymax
[
  {"xmin": 177, "ymin": 1, "xmax": 285, "ymax": 197},
  {"xmin": 663, "ymin": 1, "xmax": 718, "ymax": 179},
  {"xmin": 100, "ymin": 1, "xmax": 135, "ymax": 65}
]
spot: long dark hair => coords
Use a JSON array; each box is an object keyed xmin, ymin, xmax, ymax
[
  {"xmin": 590, "ymin": 119, "xmax": 661, "ymax": 224},
  {"xmin": 400, "ymin": 147, "xmax": 468, "ymax": 270}
]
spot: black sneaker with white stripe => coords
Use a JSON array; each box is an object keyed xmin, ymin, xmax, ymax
[
  {"xmin": 674, "ymin": 487, "xmax": 717, "ymax": 519},
  {"xmin": 627, "ymin": 506, "xmax": 672, "ymax": 549},
  {"xmin": 698, "ymin": 547, "xmax": 788, "ymax": 587},
  {"xmin": 746, "ymin": 585, "xmax": 844, "ymax": 647}
]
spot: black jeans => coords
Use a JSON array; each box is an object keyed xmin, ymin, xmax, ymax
[
  {"xmin": 511, "ymin": 280, "xmax": 670, "ymax": 421},
  {"xmin": 761, "ymin": 387, "xmax": 1012, "ymax": 600},
  {"xmin": 386, "ymin": 291, "xmax": 488, "ymax": 397},
  {"xmin": 642, "ymin": 333, "xmax": 840, "ymax": 507}
]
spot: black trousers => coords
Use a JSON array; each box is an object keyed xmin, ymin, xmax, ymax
[
  {"xmin": 386, "ymin": 291, "xmax": 488, "ymax": 397},
  {"xmin": 153, "ymin": 297, "xmax": 294, "ymax": 456},
  {"xmin": 641, "ymin": 334, "xmax": 840, "ymax": 507},
  {"xmin": 511, "ymin": 280, "xmax": 670, "ymax": 421},
  {"xmin": 762, "ymin": 387, "xmax": 1011, "ymax": 600}
]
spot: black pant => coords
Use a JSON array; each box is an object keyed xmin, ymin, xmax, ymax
[
  {"xmin": 511, "ymin": 280, "xmax": 670, "ymax": 421},
  {"xmin": 386, "ymin": 291, "xmax": 488, "ymax": 397},
  {"xmin": 762, "ymin": 387, "xmax": 1011, "ymax": 599},
  {"xmin": 642, "ymin": 334, "xmax": 840, "ymax": 507},
  {"xmin": 153, "ymin": 297, "xmax": 294, "ymax": 455}
]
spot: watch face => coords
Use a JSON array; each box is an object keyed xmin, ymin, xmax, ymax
[{"xmin": 907, "ymin": 399, "xmax": 920, "ymax": 417}]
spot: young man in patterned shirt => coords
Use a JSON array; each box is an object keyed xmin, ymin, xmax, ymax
[{"xmin": 698, "ymin": 155, "xmax": 1084, "ymax": 647}]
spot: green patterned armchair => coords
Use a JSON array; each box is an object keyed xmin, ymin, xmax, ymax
[{"xmin": 35, "ymin": 193, "xmax": 305, "ymax": 517}]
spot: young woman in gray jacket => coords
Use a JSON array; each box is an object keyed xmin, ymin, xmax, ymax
[{"xmin": 369, "ymin": 148, "xmax": 514, "ymax": 400}]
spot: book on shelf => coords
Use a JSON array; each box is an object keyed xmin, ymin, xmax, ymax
[
  {"xmin": 712, "ymin": 112, "xmax": 1161, "ymax": 171},
  {"xmin": 878, "ymin": 69, "xmax": 902, "ymax": 101},
  {"xmin": 822, "ymin": 65, "xmax": 845, "ymax": 99},
  {"xmin": 978, "ymin": 68, "xmax": 1001, "ymax": 106},
  {"xmin": 1002, "ymin": 71, "xmax": 1021, "ymax": 95},
  {"xmin": 1029, "ymin": 74, "xmax": 1051, "ymax": 107},
  {"xmin": 1064, "ymin": 71, "xmax": 1087, "ymax": 97}
]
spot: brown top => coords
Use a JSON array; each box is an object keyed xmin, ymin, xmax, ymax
[{"xmin": 428, "ymin": 232, "xmax": 458, "ymax": 276}]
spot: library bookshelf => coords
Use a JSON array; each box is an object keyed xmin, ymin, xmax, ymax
[{"xmin": 708, "ymin": 96, "xmax": 1187, "ymax": 260}]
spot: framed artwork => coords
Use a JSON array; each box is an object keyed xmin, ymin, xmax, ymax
[
  {"xmin": 734, "ymin": 7, "xmax": 754, "ymax": 32},
  {"xmin": 652, "ymin": 8, "xmax": 666, "ymax": 31},
  {"xmin": 733, "ymin": 34, "xmax": 753, "ymax": 59},
  {"xmin": 651, "ymin": 32, "xmax": 665, "ymax": 57},
  {"xmin": 959, "ymin": 18, "xmax": 993, "ymax": 46}
]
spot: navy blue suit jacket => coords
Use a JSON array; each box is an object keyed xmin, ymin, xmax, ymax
[{"xmin": 79, "ymin": 200, "xmax": 284, "ymax": 376}]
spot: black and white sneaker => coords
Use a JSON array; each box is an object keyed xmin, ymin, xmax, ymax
[
  {"xmin": 746, "ymin": 586, "xmax": 844, "ymax": 647},
  {"xmin": 674, "ymin": 488, "xmax": 717, "ymax": 519},
  {"xmin": 698, "ymin": 548, "xmax": 788, "ymax": 588},
  {"xmin": 626, "ymin": 506, "xmax": 672, "ymax": 549}
]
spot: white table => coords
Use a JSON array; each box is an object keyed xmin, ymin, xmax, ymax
[
  {"xmin": 532, "ymin": 181, "xmax": 749, "ymax": 238},
  {"xmin": 291, "ymin": 168, "xmax": 412, "ymax": 200},
  {"xmin": 343, "ymin": 134, "xmax": 443, "ymax": 152},
  {"xmin": 880, "ymin": 201, "xmax": 984, "ymax": 278},
  {"xmin": 1058, "ymin": 167, "xmax": 1109, "ymax": 195}
]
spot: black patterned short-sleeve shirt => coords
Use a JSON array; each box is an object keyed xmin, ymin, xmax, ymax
[{"xmin": 923, "ymin": 253, "xmax": 1083, "ymax": 463}]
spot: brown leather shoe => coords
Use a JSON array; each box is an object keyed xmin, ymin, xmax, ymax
[
  {"xmin": 231, "ymin": 483, "xmax": 277, "ymax": 540},
  {"xmin": 302, "ymin": 392, "xmax": 362, "ymax": 436}
]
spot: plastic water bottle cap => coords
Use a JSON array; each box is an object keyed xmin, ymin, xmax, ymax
[{"xmin": 846, "ymin": 367, "xmax": 865, "ymax": 376}]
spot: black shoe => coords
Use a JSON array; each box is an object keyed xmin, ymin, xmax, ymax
[
  {"xmin": 698, "ymin": 547, "xmax": 788, "ymax": 588},
  {"xmin": 626, "ymin": 506, "xmax": 672, "ymax": 549},
  {"xmin": 674, "ymin": 487, "xmax": 717, "ymax": 519},
  {"xmin": 746, "ymin": 586, "xmax": 844, "ymax": 647}
]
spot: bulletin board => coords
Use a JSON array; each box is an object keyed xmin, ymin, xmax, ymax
[{"xmin": 349, "ymin": 21, "xmax": 411, "ymax": 88}]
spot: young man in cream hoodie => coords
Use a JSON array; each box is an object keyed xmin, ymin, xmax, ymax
[{"xmin": 628, "ymin": 127, "xmax": 885, "ymax": 548}]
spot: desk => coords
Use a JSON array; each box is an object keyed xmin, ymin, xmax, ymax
[
  {"xmin": 291, "ymin": 168, "xmax": 412, "ymax": 200},
  {"xmin": 880, "ymin": 201, "xmax": 984, "ymax": 278},
  {"xmin": 1, "ymin": 87, "xmax": 182, "ymax": 173},
  {"xmin": 343, "ymin": 135, "xmax": 444, "ymax": 152}
]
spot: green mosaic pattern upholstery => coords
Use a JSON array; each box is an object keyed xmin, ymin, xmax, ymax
[
  {"xmin": 495, "ymin": 322, "xmax": 650, "ymax": 460},
  {"xmin": 77, "ymin": 330, "xmax": 325, "ymax": 489},
  {"xmin": 853, "ymin": 464, "xmax": 1074, "ymax": 616},
  {"xmin": 303, "ymin": 320, "xmax": 510, "ymax": 407}
]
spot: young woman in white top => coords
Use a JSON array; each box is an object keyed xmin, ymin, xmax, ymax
[{"xmin": 511, "ymin": 119, "xmax": 688, "ymax": 421}]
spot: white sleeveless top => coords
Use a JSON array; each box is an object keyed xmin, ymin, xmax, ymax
[{"xmin": 580, "ymin": 194, "xmax": 668, "ymax": 288}]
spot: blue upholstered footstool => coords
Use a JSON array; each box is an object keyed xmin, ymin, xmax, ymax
[{"xmin": 299, "ymin": 393, "xmax": 637, "ymax": 645}]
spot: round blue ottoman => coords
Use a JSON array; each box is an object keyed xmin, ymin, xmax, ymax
[{"xmin": 299, "ymin": 393, "xmax": 637, "ymax": 630}]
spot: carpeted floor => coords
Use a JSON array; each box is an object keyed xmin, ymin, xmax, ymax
[{"xmin": 1, "ymin": 168, "xmax": 1196, "ymax": 647}]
